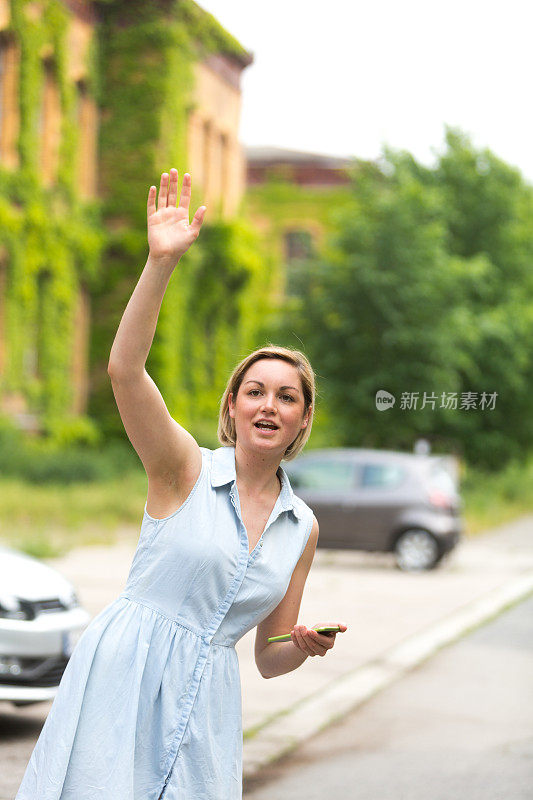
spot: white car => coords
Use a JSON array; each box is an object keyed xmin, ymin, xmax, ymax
[{"xmin": 0, "ymin": 544, "xmax": 91, "ymax": 707}]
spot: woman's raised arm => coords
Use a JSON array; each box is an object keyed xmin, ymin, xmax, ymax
[
  {"xmin": 107, "ymin": 169, "xmax": 206, "ymax": 483},
  {"xmin": 108, "ymin": 170, "xmax": 205, "ymax": 375}
]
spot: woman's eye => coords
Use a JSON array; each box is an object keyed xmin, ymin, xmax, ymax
[{"xmin": 248, "ymin": 390, "xmax": 294, "ymax": 402}]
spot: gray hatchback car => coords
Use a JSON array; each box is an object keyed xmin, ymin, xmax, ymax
[{"xmin": 283, "ymin": 448, "xmax": 463, "ymax": 571}]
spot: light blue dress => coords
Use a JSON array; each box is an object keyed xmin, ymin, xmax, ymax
[{"xmin": 15, "ymin": 445, "xmax": 314, "ymax": 800}]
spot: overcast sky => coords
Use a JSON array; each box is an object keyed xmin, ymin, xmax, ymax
[{"xmin": 195, "ymin": 0, "xmax": 533, "ymax": 184}]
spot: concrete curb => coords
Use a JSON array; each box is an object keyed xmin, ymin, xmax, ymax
[{"xmin": 243, "ymin": 569, "xmax": 533, "ymax": 777}]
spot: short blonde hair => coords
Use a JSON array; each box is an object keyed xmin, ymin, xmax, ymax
[{"xmin": 217, "ymin": 344, "xmax": 315, "ymax": 461}]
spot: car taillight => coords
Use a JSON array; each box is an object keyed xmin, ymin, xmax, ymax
[{"xmin": 428, "ymin": 489, "xmax": 455, "ymax": 510}]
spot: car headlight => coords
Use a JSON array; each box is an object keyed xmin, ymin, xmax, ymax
[
  {"xmin": 0, "ymin": 595, "xmax": 27, "ymax": 620},
  {"xmin": 65, "ymin": 590, "xmax": 80, "ymax": 609}
]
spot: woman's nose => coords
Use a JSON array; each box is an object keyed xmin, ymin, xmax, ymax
[{"xmin": 261, "ymin": 395, "xmax": 277, "ymax": 410}]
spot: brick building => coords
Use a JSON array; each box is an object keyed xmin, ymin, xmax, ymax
[
  {"xmin": 246, "ymin": 145, "xmax": 352, "ymax": 188},
  {"xmin": 244, "ymin": 145, "xmax": 354, "ymax": 301},
  {"xmin": 0, "ymin": 0, "xmax": 252, "ymax": 434}
]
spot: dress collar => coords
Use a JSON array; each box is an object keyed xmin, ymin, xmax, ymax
[{"xmin": 210, "ymin": 445, "xmax": 303, "ymax": 520}]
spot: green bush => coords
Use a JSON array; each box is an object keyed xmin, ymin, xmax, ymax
[
  {"xmin": 0, "ymin": 414, "xmax": 24, "ymax": 443},
  {"xmin": 20, "ymin": 447, "xmax": 109, "ymax": 484},
  {"xmin": 0, "ymin": 421, "xmax": 141, "ymax": 484},
  {"xmin": 42, "ymin": 415, "xmax": 103, "ymax": 448}
]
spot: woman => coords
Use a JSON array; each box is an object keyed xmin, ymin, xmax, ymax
[{"xmin": 15, "ymin": 169, "xmax": 347, "ymax": 800}]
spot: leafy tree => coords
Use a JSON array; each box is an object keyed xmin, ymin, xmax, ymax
[
  {"xmin": 435, "ymin": 128, "xmax": 533, "ymax": 466},
  {"xmin": 278, "ymin": 130, "xmax": 533, "ymax": 469}
]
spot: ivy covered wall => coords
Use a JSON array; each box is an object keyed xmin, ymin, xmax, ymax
[
  {"xmin": 0, "ymin": 1, "xmax": 296, "ymax": 450},
  {"xmin": 0, "ymin": 0, "xmax": 105, "ymax": 441},
  {"xmin": 243, "ymin": 176, "xmax": 355, "ymax": 320},
  {"xmin": 90, "ymin": 0, "xmax": 268, "ymax": 448},
  {"xmin": 240, "ymin": 176, "xmax": 358, "ymax": 448}
]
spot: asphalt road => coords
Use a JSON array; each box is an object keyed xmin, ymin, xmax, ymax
[
  {"xmin": 2, "ymin": 515, "xmax": 532, "ymax": 799},
  {"xmin": 244, "ymin": 592, "xmax": 533, "ymax": 800}
]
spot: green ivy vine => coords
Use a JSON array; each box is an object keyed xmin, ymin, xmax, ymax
[{"xmin": 0, "ymin": 0, "xmax": 105, "ymax": 442}]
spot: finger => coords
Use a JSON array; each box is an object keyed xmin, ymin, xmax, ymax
[
  {"xmin": 294, "ymin": 626, "xmax": 315, "ymax": 656},
  {"xmin": 311, "ymin": 625, "xmax": 334, "ymax": 640},
  {"xmin": 313, "ymin": 632, "xmax": 334, "ymax": 648},
  {"xmin": 167, "ymin": 168, "xmax": 179, "ymax": 207},
  {"xmin": 178, "ymin": 172, "xmax": 192, "ymax": 211},
  {"xmin": 303, "ymin": 632, "xmax": 324, "ymax": 656},
  {"xmin": 189, "ymin": 206, "xmax": 206, "ymax": 237},
  {"xmin": 157, "ymin": 172, "xmax": 169, "ymax": 211},
  {"xmin": 291, "ymin": 627, "xmax": 305, "ymax": 652},
  {"xmin": 147, "ymin": 185, "xmax": 157, "ymax": 218},
  {"xmin": 308, "ymin": 630, "xmax": 331, "ymax": 654}
]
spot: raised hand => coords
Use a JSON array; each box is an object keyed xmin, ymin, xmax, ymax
[{"xmin": 147, "ymin": 169, "xmax": 206, "ymax": 264}]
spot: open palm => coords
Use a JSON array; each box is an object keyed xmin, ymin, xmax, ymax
[{"xmin": 147, "ymin": 169, "xmax": 206, "ymax": 262}]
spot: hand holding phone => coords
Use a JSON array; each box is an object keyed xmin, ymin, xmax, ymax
[{"xmin": 267, "ymin": 624, "xmax": 345, "ymax": 643}]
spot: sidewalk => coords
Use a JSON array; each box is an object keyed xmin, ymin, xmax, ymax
[{"xmin": 41, "ymin": 513, "xmax": 533, "ymax": 779}]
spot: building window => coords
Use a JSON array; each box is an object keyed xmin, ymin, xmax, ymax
[
  {"xmin": 71, "ymin": 281, "xmax": 90, "ymax": 414},
  {"xmin": 76, "ymin": 79, "xmax": 97, "ymax": 197},
  {"xmin": 0, "ymin": 37, "xmax": 20, "ymax": 168},
  {"xmin": 284, "ymin": 229, "xmax": 316, "ymax": 297},
  {"xmin": 284, "ymin": 229, "xmax": 314, "ymax": 261},
  {"xmin": 220, "ymin": 131, "xmax": 229, "ymax": 214},
  {"xmin": 0, "ymin": 252, "xmax": 6, "ymax": 377},
  {"xmin": 202, "ymin": 119, "xmax": 211, "ymax": 197},
  {"xmin": 23, "ymin": 342, "xmax": 37, "ymax": 379},
  {"xmin": 39, "ymin": 58, "xmax": 61, "ymax": 186},
  {"xmin": 0, "ymin": 40, "xmax": 7, "ymax": 161},
  {"xmin": 36, "ymin": 269, "xmax": 51, "ymax": 379}
]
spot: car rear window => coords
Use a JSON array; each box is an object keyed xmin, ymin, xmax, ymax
[
  {"xmin": 360, "ymin": 463, "xmax": 406, "ymax": 488},
  {"xmin": 427, "ymin": 465, "xmax": 457, "ymax": 494},
  {"xmin": 287, "ymin": 460, "xmax": 357, "ymax": 490}
]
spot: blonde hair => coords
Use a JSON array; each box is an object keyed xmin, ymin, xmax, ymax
[{"xmin": 217, "ymin": 344, "xmax": 315, "ymax": 461}]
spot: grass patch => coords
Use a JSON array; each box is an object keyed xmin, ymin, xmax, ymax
[
  {"xmin": 1, "ymin": 443, "xmax": 533, "ymax": 558},
  {"xmin": 460, "ymin": 452, "xmax": 533, "ymax": 535},
  {"xmin": 0, "ymin": 468, "xmax": 148, "ymax": 558}
]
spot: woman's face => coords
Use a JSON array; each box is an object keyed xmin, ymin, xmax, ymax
[{"xmin": 228, "ymin": 359, "xmax": 310, "ymax": 455}]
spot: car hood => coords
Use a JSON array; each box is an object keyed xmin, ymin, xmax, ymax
[{"xmin": 0, "ymin": 545, "xmax": 74, "ymax": 603}]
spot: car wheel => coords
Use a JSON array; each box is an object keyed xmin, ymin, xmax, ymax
[{"xmin": 394, "ymin": 528, "xmax": 441, "ymax": 572}]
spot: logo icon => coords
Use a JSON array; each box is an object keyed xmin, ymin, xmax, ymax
[{"xmin": 376, "ymin": 390, "xmax": 395, "ymax": 411}]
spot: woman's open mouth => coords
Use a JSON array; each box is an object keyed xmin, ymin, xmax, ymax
[{"xmin": 254, "ymin": 422, "xmax": 279, "ymax": 435}]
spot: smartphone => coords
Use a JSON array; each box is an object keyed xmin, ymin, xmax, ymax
[{"xmin": 267, "ymin": 625, "xmax": 342, "ymax": 643}]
